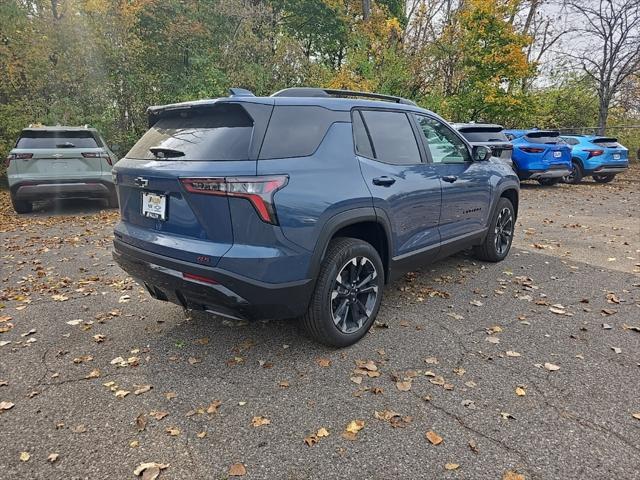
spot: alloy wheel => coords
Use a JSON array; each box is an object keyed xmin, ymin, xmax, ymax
[
  {"xmin": 494, "ymin": 207, "xmax": 514, "ymax": 255},
  {"xmin": 330, "ymin": 257, "xmax": 379, "ymax": 334}
]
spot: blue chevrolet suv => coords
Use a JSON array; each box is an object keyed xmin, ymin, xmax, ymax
[
  {"xmin": 560, "ymin": 135, "xmax": 629, "ymax": 184},
  {"xmin": 112, "ymin": 88, "xmax": 519, "ymax": 347},
  {"xmin": 504, "ymin": 129, "xmax": 572, "ymax": 185}
]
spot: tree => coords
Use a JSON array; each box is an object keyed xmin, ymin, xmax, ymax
[{"xmin": 565, "ymin": 0, "xmax": 640, "ymax": 133}]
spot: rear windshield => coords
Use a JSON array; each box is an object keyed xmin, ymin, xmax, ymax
[
  {"xmin": 128, "ymin": 103, "xmax": 254, "ymax": 161},
  {"xmin": 592, "ymin": 137, "xmax": 619, "ymax": 148},
  {"xmin": 16, "ymin": 130, "xmax": 100, "ymax": 149},
  {"xmin": 459, "ymin": 129, "xmax": 508, "ymax": 142},
  {"xmin": 524, "ymin": 131, "xmax": 561, "ymax": 144}
]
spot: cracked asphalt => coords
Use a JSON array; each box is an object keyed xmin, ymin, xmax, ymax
[{"xmin": 0, "ymin": 166, "xmax": 639, "ymax": 480}]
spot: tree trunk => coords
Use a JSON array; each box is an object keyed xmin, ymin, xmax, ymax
[
  {"xmin": 362, "ymin": 0, "xmax": 371, "ymax": 20},
  {"xmin": 597, "ymin": 97, "xmax": 609, "ymax": 135}
]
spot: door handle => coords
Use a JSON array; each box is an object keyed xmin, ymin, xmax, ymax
[
  {"xmin": 442, "ymin": 175, "xmax": 458, "ymax": 183},
  {"xmin": 372, "ymin": 176, "xmax": 396, "ymax": 187}
]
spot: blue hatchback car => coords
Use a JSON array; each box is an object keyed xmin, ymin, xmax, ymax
[
  {"xmin": 112, "ymin": 88, "xmax": 519, "ymax": 346},
  {"xmin": 560, "ymin": 135, "xmax": 629, "ymax": 184},
  {"xmin": 504, "ymin": 129, "xmax": 572, "ymax": 185}
]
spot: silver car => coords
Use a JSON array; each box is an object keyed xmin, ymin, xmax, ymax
[
  {"xmin": 452, "ymin": 123, "xmax": 514, "ymax": 168},
  {"xmin": 5, "ymin": 125, "xmax": 118, "ymax": 213}
]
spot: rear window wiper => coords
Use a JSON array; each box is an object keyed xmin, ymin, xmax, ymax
[
  {"xmin": 149, "ymin": 146, "xmax": 185, "ymax": 158},
  {"xmin": 56, "ymin": 142, "xmax": 75, "ymax": 148}
]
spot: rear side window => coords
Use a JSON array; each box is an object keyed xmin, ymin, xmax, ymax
[
  {"xmin": 352, "ymin": 111, "xmax": 374, "ymax": 158},
  {"xmin": 592, "ymin": 137, "xmax": 620, "ymax": 148},
  {"xmin": 128, "ymin": 103, "xmax": 253, "ymax": 161},
  {"xmin": 562, "ymin": 137, "xmax": 579, "ymax": 145},
  {"xmin": 16, "ymin": 131, "xmax": 100, "ymax": 149},
  {"xmin": 259, "ymin": 106, "xmax": 337, "ymax": 159},
  {"xmin": 459, "ymin": 129, "xmax": 508, "ymax": 142},
  {"xmin": 524, "ymin": 132, "xmax": 561, "ymax": 144},
  {"xmin": 360, "ymin": 110, "xmax": 421, "ymax": 165}
]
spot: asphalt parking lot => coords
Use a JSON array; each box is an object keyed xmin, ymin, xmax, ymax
[{"xmin": 1, "ymin": 167, "xmax": 639, "ymax": 480}]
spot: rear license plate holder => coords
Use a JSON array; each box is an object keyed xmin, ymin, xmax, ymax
[
  {"xmin": 553, "ymin": 151, "xmax": 562, "ymax": 158},
  {"xmin": 613, "ymin": 153, "xmax": 621, "ymax": 160},
  {"xmin": 141, "ymin": 192, "xmax": 167, "ymax": 220}
]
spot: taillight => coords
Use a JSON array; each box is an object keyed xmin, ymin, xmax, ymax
[
  {"xmin": 584, "ymin": 149, "xmax": 604, "ymax": 158},
  {"xmin": 519, "ymin": 147, "xmax": 544, "ymax": 153},
  {"xmin": 5, "ymin": 153, "xmax": 33, "ymax": 167},
  {"xmin": 180, "ymin": 175, "xmax": 288, "ymax": 225},
  {"xmin": 82, "ymin": 152, "xmax": 112, "ymax": 165}
]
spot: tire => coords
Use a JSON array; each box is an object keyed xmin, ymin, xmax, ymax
[
  {"xmin": 107, "ymin": 190, "xmax": 119, "ymax": 208},
  {"xmin": 302, "ymin": 237, "xmax": 384, "ymax": 348},
  {"xmin": 473, "ymin": 197, "xmax": 515, "ymax": 262},
  {"xmin": 10, "ymin": 193, "xmax": 32, "ymax": 214},
  {"xmin": 563, "ymin": 160, "xmax": 583, "ymax": 184},
  {"xmin": 593, "ymin": 173, "xmax": 615, "ymax": 183},
  {"xmin": 537, "ymin": 177, "xmax": 561, "ymax": 186}
]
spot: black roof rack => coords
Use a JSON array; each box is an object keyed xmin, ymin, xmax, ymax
[{"xmin": 271, "ymin": 87, "xmax": 417, "ymax": 106}]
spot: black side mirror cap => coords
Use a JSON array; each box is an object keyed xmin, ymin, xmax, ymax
[{"xmin": 473, "ymin": 145, "xmax": 492, "ymax": 161}]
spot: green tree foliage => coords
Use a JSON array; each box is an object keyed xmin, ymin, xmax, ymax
[{"xmin": 0, "ymin": 0, "xmax": 637, "ymax": 170}]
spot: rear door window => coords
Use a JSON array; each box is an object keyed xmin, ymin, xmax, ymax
[
  {"xmin": 128, "ymin": 103, "xmax": 254, "ymax": 161},
  {"xmin": 16, "ymin": 131, "xmax": 100, "ymax": 149},
  {"xmin": 352, "ymin": 110, "xmax": 374, "ymax": 158},
  {"xmin": 360, "ymin": 110, "xmax": 421, "ymax": 165},
  {"xmin": 259, "ymin": 106, "xmax": 339, "ymax": 159}
]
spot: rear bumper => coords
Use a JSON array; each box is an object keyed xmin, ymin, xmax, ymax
[
  {"xmin": 13, "ymin": 180, "xmax": 114, "ymax": 201},
  {"xmin": 584, "ymin": 164, "xmax": 628, "ymax": 175},
  {"xmin": 112, "ymin": 239, "xmax": 313, "ymax": 321},
  {"xmin": 518, "ymin": 167, "xmax": 571, "ymax": 180}
]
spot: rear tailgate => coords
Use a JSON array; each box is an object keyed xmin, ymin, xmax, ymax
[
  {"xmin": 525, "ymin": 131, "xmax": 571, "ymax": 166},
  {"xmin": 12, "ymin": 130, "xmax": 105, "ymax": 178},
  {"xmin": 113, "ymin": 101, "xmax": 272, "ymax": 267},
  {"xmin": 591, "ymin": 137, "xmax": 628, "ymax": 163}
]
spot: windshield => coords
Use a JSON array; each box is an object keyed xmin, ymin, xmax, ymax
[
  {"xmin": 459, "ymin": 129, "xmax": 509, "ymax": 142},
  {"xmin": 524, "ymin": 132, "xmax": 562, "ymax": 144}
]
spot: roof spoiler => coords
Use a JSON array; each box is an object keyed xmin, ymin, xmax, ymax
[{"xmin": 271, "ymin": 87, "xmax": 417, "ymax": 106}]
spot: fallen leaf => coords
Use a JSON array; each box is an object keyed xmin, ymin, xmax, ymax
[
  {"xmin": 136, "ymin": 414, "xmax": 147, "ymax": 431},
  {"xmin": 632, "ymin": 413, "xmax": 640, "ymax": 420},
  {"xmin": 342, "ymin": 420, "xmax": 365, "ymax": 440},
  {"xmin": 601, "ymin": 308, "xmax": 617, "ymax": 316},
  {"xmin": 445, "ymin": 463, "xmax": 460, "ymax": 470},
  {"xmin": 72, "ymin": 424, "xmax": 87, "ymax": 433},
  {"xmin": 66, "ymin": 319, "xmax": 83, "ymax": 326},
  {"xmin": 134, "ymin": 462, "xmax": 169, "ymax": 479},
  {"xmin": 164, "ymin": 392, "xmax": 177, "ymax": 400},
  {"xmin": 0, "ymin": 401, "xmax": 15, "ymax": 412},
  {"xmin": 316, "ymin": 358, "xmax": 331, "ymax": 367},
  {"xmin": 396, "ymin": 380, "xmax": 412, "ymax": 391},
  {"xmin": 115, "ymin": 389, "xmax": 130, "ymax": 399},
  {"xmin": 86, "ymin": 369, "xmax": 101, "ymax": 379},
  {"xmin": 20, "ymin": 452, "xmax": 30, "ymax": 462},
  {"xmin": 134, "ymin": 385, "xmax": 152, "ymax": 395},
  {"xmin": 544, "ymin": 363, "xmax": 560, "ymax": 371},
  {"xmin": 426, "ymin": 430, "xmax": 443, "ymax": 445},
  {"xmin": 228, "ymin": 463, "xmax": 247, "ymax": 476},
  {"xmin": 206, "ymin": 400, "xmax": 222, "ymax": 414},
  {"xmin": 196, "ymin": 431, "xmax": 207, "ymax": 438},
  {"xmin": 470, "ymin": 300, "xmax": 483, "ymax": 307},
  {"xmin": 47, "ymin": 453, "xmax": 59, "ymax": 463},
  {"xmin": 611, "ymin": 347, "xmax": 622, "ymax": 354},
  {"xmin": 188, "ymin": 357, "xmax": 201, "ymax": 365},
  {"xmin": 150, "ymin": 410, "xmax": 168, "ymax": 421},
  {"xmin": 515, "ymin": 387, "xmax": 526, "ymax": 396},
  {"xmin": 52, "ymin": 294, "xmax": 68, "ymax": 302},
  {"xmin": 251, "ymin": 416, "xmax": 270, "ymax": 427},
  {"xmin": 166, "ymin": 426, "xmax": 180, "ymax": 436},
  {"xmin": 503, "ymin": 471, "xmax": 526, "ymax": 480},
  {"xmin": 506, "ymin": 351, "xmax": 521, "ymax": 357},
  {"xmin": 425, "ymin": 357, "xmax": 439, "ymax": 365}
]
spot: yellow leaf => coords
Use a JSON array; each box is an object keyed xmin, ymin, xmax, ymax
[
  {"xmin": 515, "ymin": 387, "xmax": 526, "ymax": 396},
  {"xmin": 503, "ymin": 471, "xmax": 526, "ymax": 480},
  {"xmin": 251, "ymin": 416, "xmax": 271, "ymax": 427},
  {"xmin": 20, "ymin": 451, "xmax": 30, "ymax": 462},
  {"xmin": 445, "ymin": 463, "xmax": 460, "ymax": 470}
]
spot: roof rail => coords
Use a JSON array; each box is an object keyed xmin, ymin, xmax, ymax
[{"xmin": 271, "ymin": 87, "xmax": 417, "ymax": 106}]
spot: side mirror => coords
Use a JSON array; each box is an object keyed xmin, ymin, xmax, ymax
[{"xmin": 473, "ymin": 145, "xmax": 492, "ymax": 161}]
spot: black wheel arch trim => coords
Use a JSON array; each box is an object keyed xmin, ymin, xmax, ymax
[{"xmin": 307, "ymin": 207, "xmax": 393, "ymax": 284}]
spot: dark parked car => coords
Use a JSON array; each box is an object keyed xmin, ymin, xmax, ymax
[
  {"xmin": 452, "ymin": 123, "xmax": 513, "ymax": 168},
  {"xmin": 112, "ymin": 87, "xmax": 520, "ymax": 347}
]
